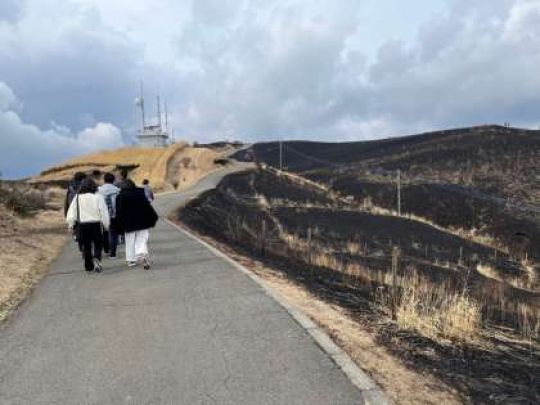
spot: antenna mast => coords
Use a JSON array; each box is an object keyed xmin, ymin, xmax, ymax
[
  {"xmin": 140, "ymin": 81, "xmax": 146, "ymax": 131},
  {"xmin": 157, "ymin": 95, "xmax": 162, "ymax": 129},
  {"xmin": 164, "ymin": 98, "xmax": 169, "ymax": 131}
]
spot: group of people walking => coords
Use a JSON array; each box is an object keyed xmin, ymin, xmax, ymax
[{"xmin": 64, "ymin": 170, "xmax": 158, "ymax": 273}]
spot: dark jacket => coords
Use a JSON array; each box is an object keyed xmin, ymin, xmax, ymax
[
  {"xmin": 64, "ymin": 179, "xmax": 83, "ymax": 216},
  {"xmin": 116, "ymin": 187, "xmax": 158, "ymax": 233},
  {"xmin": 114, "ymin": 178, "xmax": 132, "ymax": 190}
]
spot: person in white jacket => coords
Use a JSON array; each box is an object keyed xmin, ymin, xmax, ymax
[{"xmin": 66, "ymin": 178, "xmax": 110, "ymax": 272}]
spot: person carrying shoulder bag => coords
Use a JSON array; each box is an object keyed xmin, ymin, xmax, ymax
[{"xmin": 66, "ymin": 178, "xmax": 110, "ymax": 273}]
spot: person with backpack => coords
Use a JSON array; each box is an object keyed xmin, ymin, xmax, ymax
[
  {"xmin": 115, "ymin": 179, "xmax": 158, "ymax": 269},
  {"xmin": 98, "ymin": 172, "xmax": 120, "ymax": 259},
  {"xmin": 66, "ymin": 178, "xmax": 110, "ymax": 273}
]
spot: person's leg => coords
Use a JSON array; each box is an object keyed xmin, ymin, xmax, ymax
[
  {"xmin": 80, "ymin": 224, "xmax": 93, "ymax": 271},
  {"xmin": 102, "ymin": 229, "xmax": 110, "ymax": 255},
  {"xmin": 124, "ymin": 231, "xmax": 137, "ymax": 263},
  {"xmin": 134, "ymin": 229, "xmax": 149, "ymax": 259},
  {"xmin": 109, "ymin": 218, "xmax": 118, "ymax": 257},
  {"xmin": 134, "ymin": 229, "xmax": 150, "ymax": 269},
  {"xmin": 92, "ymin": 223, "xmax": 103, "ymax": 262},
  {"xmin": 77, "ymin": 237, "xmax": 84, "ymax": 254}
]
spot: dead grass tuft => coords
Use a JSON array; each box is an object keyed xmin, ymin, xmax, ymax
[
  {"xmin": 397, "ymin": 283, "xmax": 482, "ymax": 342},
  {"xmin": 0, "ymin": 183, "xmax": 48, "ymax": 216},
  {"xmin": 223, "ymin": 209, "xmax": 539, "ymax": 342}
]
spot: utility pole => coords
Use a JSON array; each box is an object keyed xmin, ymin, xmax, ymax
[
  {"xmin": 307, "ymin": 227, "xmax": 312, "ymax": 266},
  {"xmin": 391, "ymin": 247, "xmax": 399, "ymax": 321},
  {"xmin": 279, "ymin": 140, "xmax": 283, "ymax": 171},
  {"xmin": 397, "ymin": 169, "xmax": 401, "ymax": 216}
]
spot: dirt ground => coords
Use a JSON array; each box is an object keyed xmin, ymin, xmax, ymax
[{"xmin": 0, "ymin": 192, "xmax": 67, "ymax": 321}]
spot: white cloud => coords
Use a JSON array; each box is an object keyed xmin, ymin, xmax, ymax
[
  {"xmin": 1, "ymin": 0, "xmax": 540, "ymax": 177},
  {"xmin": 164, "ymin": 0, "xmax": 540, "ymax": 141},
  {"xmin": 0, "ymin": 82, "xmax": 20, "ymax": 111},
  {"xmin": 0, "ymin": 0, "xmax": 143, "ymax": 131},
  {"xmin": 0, "ymin": 82, "xmax": 123, "ymax": 178},
  {"xmin": 365, "ymin": 0, "xmax": 540, "ymax": 129}
]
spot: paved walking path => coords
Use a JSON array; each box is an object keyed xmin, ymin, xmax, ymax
[{"xmin": 0, "ymin": 165, "xmax": 366, "ymax": 404}]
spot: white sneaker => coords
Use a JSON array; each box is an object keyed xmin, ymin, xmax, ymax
[
  {"xmin": 93, "ymin": 259, "xmax": 103, "ymax": 273},
  {"xmin": 127, "ymin": 261, "xmax": 137, "ymax": 267}
]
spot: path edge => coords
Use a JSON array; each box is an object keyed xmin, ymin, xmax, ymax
[{"xmin": 164, "ymin": 218, "xmax": 391, "ymax": 405}]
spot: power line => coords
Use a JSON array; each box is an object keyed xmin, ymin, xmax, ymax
[{"xmin": 260, "ymin": 143, "xmax": 540, "ymax": 215}]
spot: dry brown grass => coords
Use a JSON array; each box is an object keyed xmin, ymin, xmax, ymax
[
  {"xmin": 37, "ymin": 144, "xmax": 185, "ymax": 187},
  {"xmin": 0, "ymin": 184, "xmax": 48, "ymax": 215},
  {"xmin": 0, "ymin": 188, "xmax": 67, "ymax": 321},
  {"xmin": 164, "ymin": 146, "xmax": 221, "ymax": 191},
  {"xmin": 477, "ymin": 262, "xmax": 539, "ymax": 292},
  {"xmin": 32, "ymin": 143, "xmax": 221, "ymax": 191},
  {"xmin": 222, "ymin": 211, "xmax": 540, "ymax": 342},
  {"xmin": 396, "ymin": 282, "xmax": 482, "ymax": 342},
  {"xmin": 281, "ymin": 230, "xmax": 482, "ymax": 342}
]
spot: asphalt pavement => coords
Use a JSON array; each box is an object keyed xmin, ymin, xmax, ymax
[{"xmin": 0, "ymin": 164, "xmax": 365, "ymax": 404}]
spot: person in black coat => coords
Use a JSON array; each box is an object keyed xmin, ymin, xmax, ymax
[{"xmin": 115, "ymin": 179, "xmax": 158, "ymax": 269}]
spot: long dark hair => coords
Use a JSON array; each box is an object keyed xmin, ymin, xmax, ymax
[
  {"xmin": 79, "ymin": 178, "xmax": 98, "ymax": 194},
  {"xmin": 73, "ymin": 172, "xmax": 86, "ymax": 183}
]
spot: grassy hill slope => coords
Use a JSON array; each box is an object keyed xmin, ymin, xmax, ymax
[{"xmin": 33, "ymin": 143, "xmax": 221, "ymax": 191}]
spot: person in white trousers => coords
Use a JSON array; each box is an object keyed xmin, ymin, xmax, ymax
[
  {"xmin": 115, "ymin": 179, "xmax": 158, "ymax": 269},
  {"xmin": 124, "ymin": 229, "xmax": 149, "ymax": 265}
]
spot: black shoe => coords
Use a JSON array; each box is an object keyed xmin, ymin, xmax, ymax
[
  {"xmin": 93, "ymin": 259, "xmax": 103, "ymax": 273},
  {"xmin": 143, "ymin": 255, "xmax": 151, "ymax": 270}
]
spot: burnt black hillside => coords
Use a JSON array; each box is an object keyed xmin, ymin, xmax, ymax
[
  {"xmin": 235, "ymin": 125, "xmax": 540, "ymax": 258},
  {"xmin": 236, "ymin": 126, "xmax": 538, "ymax": 189},
  {"xmin": 178, "ymin": 167, "xmax": 540, "ymax": 402}
]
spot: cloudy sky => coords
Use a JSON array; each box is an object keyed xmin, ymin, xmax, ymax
[{"xmin": 1, "ymin": 0, "xmax": 539, "ymax": 177}]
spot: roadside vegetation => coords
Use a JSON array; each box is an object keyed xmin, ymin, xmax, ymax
[{"xmin": 0, "ymin": 177, "xmax": 67, "ymax": 321}]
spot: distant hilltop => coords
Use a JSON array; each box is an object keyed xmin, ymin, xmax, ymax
[{"xmin": 31, "ymin": 142, "xmax": 234, "ymax": 192}]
